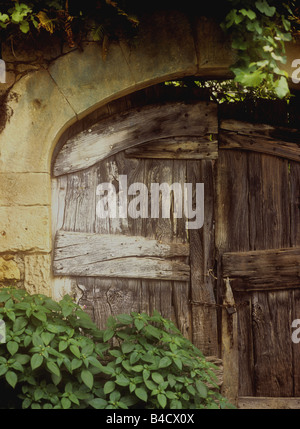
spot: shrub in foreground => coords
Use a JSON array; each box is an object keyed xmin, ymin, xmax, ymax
[{"xmin": 0, "ymin": 287, "xmax": 233, "ymax": 409}]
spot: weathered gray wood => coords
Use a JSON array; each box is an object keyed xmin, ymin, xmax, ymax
[
  {"xmin": 219, "ymin": 131, "xmax": 300, "ymax": 162},
  {"xmin": 188, "ymin": 160, "xmax": 218, "ymax": 355},
  {"xmin": 235, "ymin": 292, "xmax": 254, "ymax": 396},
  {"xmin": 215, "ymin": 149, "xmax": 250, "ymax": 399},
  {"xmin": 53, "ymin": 101, "xmax": 218, "ymax": 176},
  {"xmin": 221, "ymin": 278, "xmax": 239, "ymax": 406},
  {"xmin": 125, "ymin": 136, "xmax": 218, "ymax": 159},
  {"xmin": 290, "ymin": 161, "xmax": 300, "ymax": 247},
  {"xmin": 54, "ymin": 255, "xmax": 190, "ymax": 280},
  {"xmin": 54, "ymin": 231, "xmax": 189, "ymax": 261},
  {"xmin": 223, "ymin": 247, "xmax": 300, "ymax": 291},
  {"xmin": 247, "ymin": 153, "xmax": 293, "ymax": 397},
  {"xmin": 238, "ymin": 397, "xmax": 300, "ymax": 409},
  {"xmin": 252, "ymin": 291, "xmax": 294, "ymax": 397},
  {"xmin": 220, "ymin": 119, "xmax": 300, "ymax": 142}
]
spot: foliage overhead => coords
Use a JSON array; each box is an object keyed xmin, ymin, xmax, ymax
[
  {"xmin": 0, "ymin": 1, "xmax": 299, "ymax": 97},
  {"xmin": 0, "ymin": 287, "xmax": 232, "ymax": 409}
]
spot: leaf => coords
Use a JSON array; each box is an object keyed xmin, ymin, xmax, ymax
[
  {"xmin": 11, "ymin": 361, "xmax": 23, "ymax": 372},
  {"xmin": 165, "ymin": 391, "xmax": 177, "ymax": 399},
  {"xmin": 24, "ymin": 335, "xmax": 32, "ymax": 347},
  {"xmin": 116, "ymin": 374, "xmax": 130, "ymax": 387},
  {"xmin": 46, "ymin": 361, "xmax": 60, "ymax": 378},
  {"xmin": 134, "ymin": 319, "xmax": 145, "ymax": 331},
  {"xmin": 15, "ymin": 354, "xmax": 30, "ymax": 365},
  {"xmin": 31, "ymin": 353, "xmax": 43, "ymax": 370},
  {"xmin": 81, "ymin": 369, "xmax": 94, "ymax": 390},
  {"xmin": 32, "ymin": 333, "xmax": 44, "ymax": 347},
  {"xmin": 135, "ymin": 387, "xmax": 148, "ymax": 402},
  {"xmin": 158, "ymin": 356, "xmax": 172, "ymax": 369},
  {"xmin": 51, "ymin": 372, "xmax": 62, "ymax": 386},
  {"xmin": 144, "ymin": 324, "xmax": 161, "ymax": 339},
  {"xmin": 116, "ymin": 314, "xmax": 133, "ymax": 325},
  {"xmin": 13, "ymin": 317, "xmax": 27, "ymax": 332},
  {"xmin": 89, "ymin": 398, "xmax": 107, "ymax": 409},
  {"xmin": 240, "ymin": 9, "xmax": 256, "ymax": 20},
  {"xmin": 0, "ymin": 364, "xmax": 8, "ymax": 376},
  {"xmin": 152, "ymin": 372, "xmax": 164, "ymax": 385},
  {"xmin": 87, "ymin": 356, "xmax": 104, "ymax": 370},
  {"xmin": 173, "ymin": 357, "xmax": 182, "ymax": 370},
  {"xmin": 69, "ymin": 393, "xmax": 80, "ymax": 405},
  {"xmin": 103, "ymin": 328, "xmax": 115, "ymax": 342},
  {"xmin": 70, "ymin": 344, "xmax": 81, "ymax": 359},
  {"xmin": 34, "ymin": 388, "xmax": 43, "ymax": 401},
  {"xmin": 143, "ymin": 369, "xmax": 150, "ymax": 382},
  {"xmin": 274, "ymin": 76, "xmax": 290, "ymax": 99},
  {"xmin": 145, "ymin": 379, "xmax": 157, "ymax": 390},
  {"xmin": 59, "ymin": 340, "xmax": 68, "ymax": 352},
  {"xmin": 61, "ymin": 397, "xmax": 71, "ymax": 409},
  {"xmin": 157, "ymin": 393, "xmax": 167, "ymax": 408},
  {"xmin": 104, "ymin": 380, "xmax": 115, "ymax": 395},
  {"xmin": 41, "ymin": 332, "xmax": 54, "ymax": 346},
  {"xmin": 196, "ymin": 380, "xmax": 208, "ymax": 398},
  {"xmin": 7, "ymin": 340, "xmax": 18, "ymax": 356},
  {"xmin": 121, "ymin": 342, "xmax": 135, "ymax": 354},
  {"xmin": 32, "ymin": 311, "xmax": 47, "ymax": 322},
  {"xmin": 255, "ymin": 0, "xmax": 276, "ymax": 17},
  {"xmin": 5, "ymin": 370, "xmax": 18, "ymax": 388}
]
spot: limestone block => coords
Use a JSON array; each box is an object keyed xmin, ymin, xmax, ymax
[
  {"xmin": 48, "ymin": 42, "xmax": 136, "ymax": 118},
  {"xmin": 0, "ymin": 173, "xmax": 51, "ymax": 206},
  {"xmin": 0, "ymin": 206, "xmax": 51, "ymax": 253},
  {"xmin": 0, "ymin": 69, "xmax": 76, "ymax": 173},
  {"xmin": 120, "ymin": 10, "xmax": 198, "ymax": 86},
  {"xmin": 24, "ymin": 253, "xmax": 52, "ymax": 296},
  {"xmin": 194, "ymin": 16, "xmax": 235, "ymax": 77},
  {"xmin": 0, "ymin": 256, "xmax": 20, "ymax": 281}
]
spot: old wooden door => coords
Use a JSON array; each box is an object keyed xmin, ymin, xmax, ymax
[
  {"xmin": 52, "ymin": 95, "xmax": 219, "ymax": 357},
  {"xmin": 217, "ymin": 119, "xmax": 300, "ymax": 407}
]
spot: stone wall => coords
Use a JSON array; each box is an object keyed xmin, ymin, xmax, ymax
[{"xmin": 0, "ymin": 10, "xmax": 299, "ymax": 297}]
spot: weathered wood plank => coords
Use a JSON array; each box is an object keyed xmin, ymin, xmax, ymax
[
  {"xmin": 223, "ymin": 247, "xmax": 300, "ymax": 291},
  {"xmin": 238, "ymin": 397, "xmax": 300, "ymax": 409},
  {"xmin": 252, "ymin": 291, "xmax": 294, "ymax": 397},
  {"xmin": 53, "ymin": 101, "xmax": 218, "ymax": 176},
  {"xmin": 220, "ymin": 119, "xmax": 300, "ymax": 141},
  {"xmin": 125, "ymin": 136, "xmax": 218, "ymax": 159},
  {"xmin": 171, "ymin": 159, "xmax": 191, "ymax": 340},
  {"xmin": 290, "ymin": 161, "xmax": 300, "ymax": 247},
  {"xmin": 188, "ymin": 160, "xmax": 218, "ymax": 355},
  {"xmin": 248, "ymin": 153, "xmax": 294, "ymax": 398},
  {"xmin": 215, "ymin": 149, "xmax": 250, "ymax": 398},
  {"xmin": 219, "ymin": 131, "xmax": 300, "ymax": 162},
  {"xmin": 235, "ymin": 293, "xmax": 254, "ymax": 396},
  {"xmin": 54, "ymin": 255, "xmax": 190, "ymax": 280},
  {"xmin": 54, "ymin": 231, "xmax": 189, "ymax": 261},
  {"xmin": 221, "ymin": 278, "xmax": 239, "ymax": 406}
]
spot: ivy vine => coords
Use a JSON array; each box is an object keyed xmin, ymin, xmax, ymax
[
  {"xmin": 221, "ymin": 0, "xmax": 299, "ymax": 98},
  {"xmin": 0, "ymin": 1, "xmax": 299, "ymax": 98}
]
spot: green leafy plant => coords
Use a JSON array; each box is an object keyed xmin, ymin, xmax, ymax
[
  {"xmin": 220, "ymin": 0, "xmax": 299, "ymax": 98},
  {"xmin": 0, "ymin": 287, "xmax": 108, "ymax": 409},
  {"xmin": 96, "ymin": 311, "xmax": 233, "ymax": 409},
  {"xmin": 0, "ymin": 287, "xmax": 232, "ymax": 409}
]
